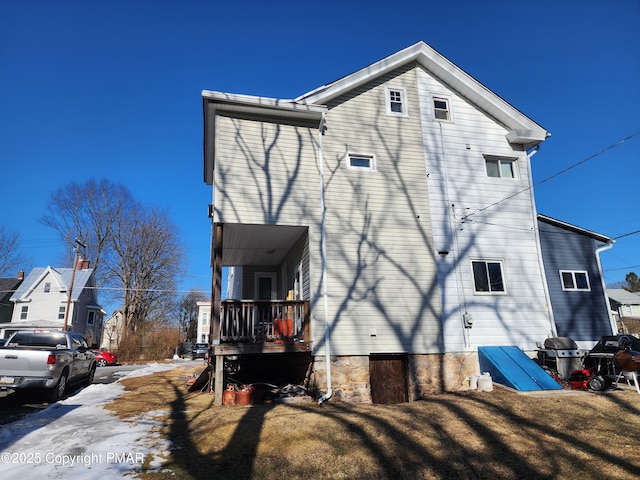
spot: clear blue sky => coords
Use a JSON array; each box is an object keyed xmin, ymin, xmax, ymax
[{"xmin": 2, "ymin": 1, "xmax": 639, "ymax": 312}]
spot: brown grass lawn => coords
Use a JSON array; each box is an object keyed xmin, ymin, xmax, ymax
[{"xmin": 105, "ymin": 365, "xmax": 640, "ymax": 480}]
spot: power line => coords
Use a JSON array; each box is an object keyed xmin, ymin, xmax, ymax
[{"xmin": 613, "ymin": 229, "xmax": 640, "ymax": 240}]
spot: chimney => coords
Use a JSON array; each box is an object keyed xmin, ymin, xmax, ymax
[
  {"xmin": 17, "ymin": 270, "xmax": 24, "ymax": 280},
  {"xmin": 76, "ymin": 259, "xmax": 90, "ymax": 270}
]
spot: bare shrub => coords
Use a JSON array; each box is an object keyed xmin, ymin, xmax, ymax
[{"xmin": 116, "ymin": 324, "xmax": 180, "ymax": 362}]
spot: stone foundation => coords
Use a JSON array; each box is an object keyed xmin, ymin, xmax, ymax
[{"xmin": 311, "ymin": 352, "xmax": 481, "ymax": 403}]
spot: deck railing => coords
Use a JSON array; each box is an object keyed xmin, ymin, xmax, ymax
[{"xmin": 219, "ymin": 300, "xmax": 310, "ymax": 343}]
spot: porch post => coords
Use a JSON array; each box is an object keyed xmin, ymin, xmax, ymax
[{"xmin": 210, "ymin": 223, "xmax": 224, "ymax": 405}]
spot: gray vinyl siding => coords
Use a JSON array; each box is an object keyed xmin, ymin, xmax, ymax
[
  {"xmin": 417, "ymin": 67, "xmax": 554, "ymax": 351},
  {"xmin": 213, "ymin": 116, "xmax": 321, "ymax": 226},
  {"xmin": 538, "ymin": 221, "xmax": 613, "ymax": 341},
  {"xmin": 316, "ymin": 65, "xmax": 442, "ymax": 356}
]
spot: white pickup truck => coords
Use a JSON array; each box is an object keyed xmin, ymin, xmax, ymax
[{"xmin": 0, "ymin": 330, "xmax": 96, "ymax": 402}]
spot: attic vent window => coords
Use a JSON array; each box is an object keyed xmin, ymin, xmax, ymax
[
  {"xmin": 347, "ymin": 152, "xmax": 376, "ymax": 171},
  {"xmin": 433, "ymin": 97, "xmax": 450, "ymax": 121},
  {"xmin": 385, "ymin": 87, "xmax": 407, "ymax": 116},
  {"xmin": 44, "ymin": 282, "xmax": 51, "ymax": 293}
]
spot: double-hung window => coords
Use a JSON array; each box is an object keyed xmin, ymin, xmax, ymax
[
  {"xmin": 560, "ymin": 270, "xmax": 590, "ymax": 291},
  {"xmin": 472, "ymin": 260, "xmax": 506, "ymax": 294},
  {"xmin": 385, "ymin": 87, "xmax": 407, "ymax": 116},
  {"xmin": 20, "ymin": 305, "xmax": 28, "ymax": 320},
  {"xmin": 433, "ymin": 97, "xmax": 451, "ymax": 121},
  {"xmin": 485, "ymin": 155, "xmax": 517, "ymax": 179}
]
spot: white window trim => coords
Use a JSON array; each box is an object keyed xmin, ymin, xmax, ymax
[
  {"xmin": 385, "ymin": 86, "xmax": 408, "ymax": 116},
  {"xmin": 471, "ymin": 259, "xmax": 508, "ymax": 295},
  {"xmin": 560, "ymin": 270, "xmax": 591, "ymax": 291},
  {"xmin": 484, "ymin": 155, "xmax": 519, "ymax": 180},
  {"xmin": 346, "ymin": 152, "xmax": 377, "ymax": 172},
  {"xmin": 432, "ymin": 95, "xmax": 453, "ymax": 123}
]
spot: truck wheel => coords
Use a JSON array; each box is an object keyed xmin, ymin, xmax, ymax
[
  {"xmin": 84, "ymin": 364, "xmax": 96, "ymax": 386},
  {"xmin": 49, "ymin": 372, "xmax": 68, "ymax": 403}
]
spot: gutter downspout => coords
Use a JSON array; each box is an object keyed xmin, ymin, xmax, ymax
[
  {"xmin": 528, "ymin": 146, "xmax": 558, "ymax": 337},
  {"xmin": 595, "ymin": 241, "xmax": 616, "ymax": 334},
  {"xmin": 317, "ymin": 112, "xmax": 333, "ymax": 405}
]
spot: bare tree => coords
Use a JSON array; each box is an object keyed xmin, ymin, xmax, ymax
[
  {"xmin": 107, "ymin": 204, "xmax": 185, "ymax": 331},
  {"xmin": 41, "ymin": 179, "xmax": 135, "ymax": 272},
  {"xmin": 41, "ymin": 179, "xmax": 186, "ymax": 333},
  {"xmin": 0, "ymin": 227, "xmax": 28, "ymax": 277}
]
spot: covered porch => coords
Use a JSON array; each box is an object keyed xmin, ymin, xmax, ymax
[{"xmin": 210, "ymin": 222, "xmax": 312, "ymax": 404}]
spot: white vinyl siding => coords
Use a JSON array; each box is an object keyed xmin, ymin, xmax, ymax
[
  {"xmin": 214, "ymin": 117, "xmax": 321, "ymax": 226},
  {"xmin": 315, "ymin": 65, "xmax": 441, "ymax": 356},
  {"xmin": 418, "ymin": 66, "xmax": 552, "ymax": 351}
]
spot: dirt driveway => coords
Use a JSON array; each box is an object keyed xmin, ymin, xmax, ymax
[{"xmin": 107, "ymin": 365, "xmax": 640, "ymax": 479}]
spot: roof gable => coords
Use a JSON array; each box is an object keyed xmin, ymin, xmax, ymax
[
  {"xmin": 202, "ymin": 41, "xmax": 549, "ymax": 185},
  {"xmin": 295, "ymin": 42, "xmax": 548, "ymax": 147},
  {"xmin": 11, "ymin": 266, "xmax": 95, "ymax": 302},
  {"xmin": 537, "ymin": 214, "xmax": 612, "ymax": 243}
]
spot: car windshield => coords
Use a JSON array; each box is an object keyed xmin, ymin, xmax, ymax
[{"xmin": 8, "ymin": 332, "xmax": 67, "ymax": 348}]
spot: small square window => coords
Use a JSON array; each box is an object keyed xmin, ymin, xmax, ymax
[
  {"xmin": 560, "ymin": 271, "xmax": 590, "ymax": 291},
  {"xmin": 347, "ymin": 153, "xmax": 376, "ymax": 171},
  {"xmin": 385, "ymin": 87, "xmax": 406, "ymax": 116},
  {"xmin": 485, "ymin": 156, "xmax": 517, "ymax": 179},
  {"xmin": 472, "ymin": 260, "xmax": 506, "ymax": 294},
  {"xmin": 433, "ymin": 97, "xmax": 450, "ymax": 121}
]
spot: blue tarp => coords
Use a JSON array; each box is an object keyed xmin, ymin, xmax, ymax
[{"xmin": 478, "ymin": 346, "xmax": 563, "ymax": 391}]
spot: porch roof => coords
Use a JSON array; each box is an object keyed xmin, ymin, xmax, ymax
[{"xmin": 216, "ymin": 224, "xmax": 307, "ymax": 266}]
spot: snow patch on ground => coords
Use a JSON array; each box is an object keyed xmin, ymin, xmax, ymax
[{"xmin": 0, "ymin": 362, "xmax": 184, "ymax": 479}]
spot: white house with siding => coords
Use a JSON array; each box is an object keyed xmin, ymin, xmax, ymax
[
  {"xmin": 7, "ymin": 261, "xmax": 105, "ymax": 346},
  {"xmin": 203, "ymin": 41, "xmax": 551, "ymax": 404}
]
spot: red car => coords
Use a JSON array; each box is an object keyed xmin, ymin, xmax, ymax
[{"xmin": 93, "ymin": 349, "xmax": 117, "ymax": 367}]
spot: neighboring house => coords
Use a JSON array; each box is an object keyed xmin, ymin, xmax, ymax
[
  {"xmin": 100, "ymin": 310, "xmax": 124, "ymax": 351},
  {"xmin": 0, "ymin": 271, "xmax": 24, "ymax": 325},
  {"xmin": 7, "ymin": 260, "xmax": 105, "ymax": 345},
  {"xmin": 202, "ymin": 41, "xmax": 558, "ymax": 404},
  {"xmin": 196, "ymin": 301, "xmax": 211, "ymax": 344},
  {"xmin": 537, "ymin": 214, "xmax": 615, "ymax": 344},
  {"xmin": 608, "ymin": 289, "xmax": 640, "ymax": 333}
]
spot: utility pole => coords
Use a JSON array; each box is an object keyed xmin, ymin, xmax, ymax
[{"xmin": 63, "ymin": 238, "xmax": 87, "ymax": 331}]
